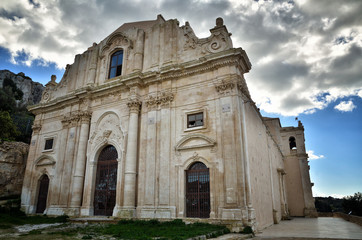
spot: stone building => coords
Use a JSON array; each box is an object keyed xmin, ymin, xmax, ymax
[{"xmin": 21, "ymin": 15, "xmax": 316, "ymax": 230}]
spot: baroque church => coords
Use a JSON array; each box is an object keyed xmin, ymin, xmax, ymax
[{"xmin": 21, "ymin": 15, "xmax": 316, "ymax": 231}]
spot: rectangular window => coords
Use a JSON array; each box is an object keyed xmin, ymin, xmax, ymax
[
  {"xmin": 44, "ymin": 138, "xmax": 54, "ymax": 150},
  {"xmin": 187, "ymin": 112, "xmax": 203, "ymax": 128}
]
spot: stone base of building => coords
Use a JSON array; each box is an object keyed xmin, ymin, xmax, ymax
[
  {"xmin": 64, "ymin": 207, "xmax": 81, "ymax": 216},
  {"xmin": 80, "ymin": 206, "xmax": 94, "ymax": 216},
  {"xmin": 113, "ymin": 206, "xmax": 136, "ymax": 218},
  {"xmin": 47, "ymin": 205, "xmax": 67, "ymax": 215},
  {"xmin": 219, "ymin": 208, "xmax": 243, "ymax": 220},
  {"xmin": 304, "ymin": 207, "xmax": 318, "ymax": 218},
  {"xmin": 137, "ymin": 206, "xmax": 176, "ymax": 219},
  {"xmin": 21, "ymin": 204, "xmax": 36, "ymax": 214}
]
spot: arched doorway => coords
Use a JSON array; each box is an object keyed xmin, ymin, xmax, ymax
[
  {"xmin": 186, "ymin": 162, "xmax": 210, "ymax": 218},
  {"xmin": 94, "ymin": 145, "xmax": 118, "ymax": 216},
  {"xmin": 36, "ymin": 174, "xmax": 49, "ymax": 214}
]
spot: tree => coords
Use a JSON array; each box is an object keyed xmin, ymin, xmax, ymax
[
  {"xmin": 343, "ymin": 192, "xmax": 362, "ymax": 216},
  {"xmin": 0, "ymin": 111, "xmax": 20, "ymax": 142},
  {"xmin": 0, "ymin": 87, "xmax": 16, "ymax": 113},
  {"xmin": 3, "ymin": 78, "xmax": 23, "ymax": 100}
]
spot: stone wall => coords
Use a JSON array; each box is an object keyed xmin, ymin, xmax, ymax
[
  {"xmin": 0, "ymin": 141, "xmax": 29, "ymax": 198},
  {"xmin": 0, "ymin": 70, "xmax": 44, "ymax": 105}
]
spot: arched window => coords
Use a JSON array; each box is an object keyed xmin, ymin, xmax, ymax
[
  {"xmin": 109, "ymin": 50, "xmax": 123, "ymax": 79},
  {"xmin": 289, "ymin": 136, "xmax": 297, "ymax": 150}
]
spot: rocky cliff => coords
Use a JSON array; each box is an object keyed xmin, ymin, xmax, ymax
[
  {"xmin": 0, "ymin": 70, "xmax": 44, "ymax": 105},
  {"xmin": 0, "ymin": 141, "xmax": 29, "ymax": 198}
]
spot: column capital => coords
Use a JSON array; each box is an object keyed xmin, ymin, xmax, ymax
[
  {"xmin": 127, "ymin": 99, "xmax": 142, "ymax": 114},
  {"xmin": 79, "ymin": 111, "xmax": 92, "ymax": 124},
  {"xmin": 32, "ymin": 123, "xmax": 42, "ymax": 134}
]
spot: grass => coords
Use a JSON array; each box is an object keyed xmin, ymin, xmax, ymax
[
  {"xmin": 0, "ymin": 210, "xmax": 230, "ymax": 240},
  {"xmin": 47, "ymin": 219, "xmax": 230, "ymax": 239},
  {"xmin": 0, "ymin": 208, "xmax": 69, "ymax": 228},
  {"xmin": 99, "ymin": 219, "xmax": 229, "ymax": 239}
]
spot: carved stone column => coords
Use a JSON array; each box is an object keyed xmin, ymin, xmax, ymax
[
  {"xmin": 69, "ymin": 111, "xmax": 91, "ymax": 214},
  {"xmin": 121, "ymin": 99, "xmax": 141, "ymax": 217}
]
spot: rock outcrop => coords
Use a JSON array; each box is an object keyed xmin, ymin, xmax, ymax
[
  {"xmin": 0, "ymin": 141, "xmax": 29, "ymax": 198},
  {"xmin": 0, "ymin": 70, "xmax": 44, "ymax": 105}
]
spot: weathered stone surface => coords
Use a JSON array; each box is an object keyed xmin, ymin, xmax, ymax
[
  {"xmin": 21, "ymin": 15, "xmax": 316, "ymax": 231},
  {"xmin": 0, "ymin": 141, "xmax": 29, "ymax": 198},
  {"xmin": 0, "ymin": 70, "xmax": 44, "ymax": 105}
]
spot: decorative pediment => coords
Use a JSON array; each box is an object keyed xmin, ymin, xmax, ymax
[
  {"xmin": 35, "ymin": 155, "xmax": 56, "ymax": 167},
  {"xmin": 175, "ymin": 134, "xmax": 216, "ymax": 151},
  {"xmin": 100, "ymin": 32, "xmax": 133, "ymax": 57}
]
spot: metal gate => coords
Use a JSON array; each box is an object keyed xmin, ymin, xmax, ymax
[
  {"xmin": 94, "ymin": 145, "xmax": 118, "ymax": 216},
  {"xmin": 186, "ymin": 162, "xmax": 210, "ymax": 218},
  {"xmin": 36, "ymin": 174, "xmax": 49, "ymax": 214}
]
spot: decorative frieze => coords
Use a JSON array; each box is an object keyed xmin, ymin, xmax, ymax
[
  {"xmin": 214, "ymin": 76, "xmax": 251, "ymax": 98},
  {"xmin": 214, "ymin": 79, "xmax": 236, "ymax": 95},
  {"xmin": 61, "ymin": 111, "xmax": 92, "ymax": 128},
  {"xmin": 145, "ymin": 91, "xmax": 174, "ymax": 110}
]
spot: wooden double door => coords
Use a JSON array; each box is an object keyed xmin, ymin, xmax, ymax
[
  {"xmin": 186, "ymin": 162, "xmax": 210, "ymax": 218},
  {"xmin": 94, "ymin": 145, "xmax": 118, "ymax": 216},
  {"xmin": 36, "ymin": 175, "xmax": 49, "ymax": 214}
]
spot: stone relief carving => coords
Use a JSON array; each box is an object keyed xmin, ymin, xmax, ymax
[
  {"xmin": 183, "ymin": 22, "xmax": 199, "ymax": 50},
  {"xmin": 61, "ymin": 111, "xmax": 92, "ymax": 128},
  {"xmin": 214, "ymin": 76, "xmax": 251, "ymax": 98},
  {"xmin": 214, "ymin": 79, "xmax": 236, "ymax": 95},
  {"xmin": 145, "ymin": 91, "xmax": 174, "ymax": 110},
  {"xmin": 89, "ymin": 112, "xmax": 125, "ymax": 158}
]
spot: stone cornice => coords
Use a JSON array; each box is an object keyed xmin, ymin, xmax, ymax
[{"xmin": 28, "ymin": 48, "xmax": 250, "ymax": 114}]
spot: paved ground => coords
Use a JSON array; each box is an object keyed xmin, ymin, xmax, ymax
[{"xmin": 254, "ymin": 217, "xmax": 362, "ymax": 239}]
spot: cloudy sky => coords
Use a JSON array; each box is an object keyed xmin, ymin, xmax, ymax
[{"xmin": 0, "ymin": 0, "xmax": 361, "ymax": 198}]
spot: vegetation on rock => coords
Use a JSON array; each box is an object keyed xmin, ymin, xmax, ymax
[{"xmin": 0, "ymin": 74, "xmax": 35, "ymax": 143}]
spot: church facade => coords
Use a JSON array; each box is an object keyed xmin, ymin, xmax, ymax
[{"xmin": 21, "ymin": 15, "xmax": 316, "ymax": 230}]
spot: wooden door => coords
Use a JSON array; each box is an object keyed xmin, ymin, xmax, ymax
[
  {"xmin": 36, "ymin": 175, "xmax": 49, "ymax": 214},
  {"xmin": 94, "ymin": 145, "xmax": 118, "ymax": 216},
  {"xmin": 186, "ymin": 162, "xmax": 210, "ymax": 218}
]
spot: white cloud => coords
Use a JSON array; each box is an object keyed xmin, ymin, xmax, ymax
[
  {"xmin": 307, "ymin": 150, "xmax": 325, "ymax": 160},
  {"xmin": 334, "ymin": 100, "xmax": 356, "ymax": 112},
  {"xmin": 358, "ymin": 89, "xmax": 362, "ymax": 98},
  {"xmin": 0, "ymin": 0, "xmax": 361, "ymax": 116}
]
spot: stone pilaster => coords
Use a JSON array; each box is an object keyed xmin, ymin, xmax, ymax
[
  {"xmin": 69, "ymin": 111, "xmax": 91, "ymax": 214},
  {"xmin": 120, "ymin": 98, "xmax": 141, "ymax": 217},
  {"xmin": 21, "ymin": 121, "xmax": 42, "ymax": 214}
]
